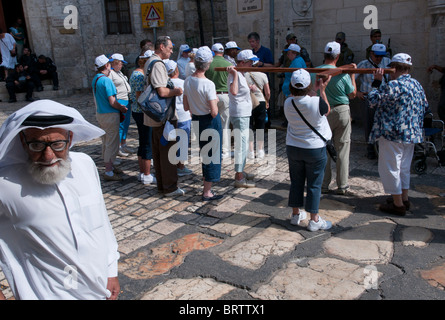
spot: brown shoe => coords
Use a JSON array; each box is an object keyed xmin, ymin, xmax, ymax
[
  {"xmin": 386, "ymin": 197, "xmax": 411, "ymax": 210},
  {"xmin": 379, "ymin": 202, "xmax": 406, "ymax": 216}
]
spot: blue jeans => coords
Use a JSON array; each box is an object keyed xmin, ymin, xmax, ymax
[
  {"xmin": 287, "ymin": 145, "xmax": 327, "ymax": 214},
  {"xmin": 119, "ymin": 99, "xmax": 131, "ymax": 141},
  {"xmin": 192, "ymin": 113, "xmax": 222, "ymax": 183}
]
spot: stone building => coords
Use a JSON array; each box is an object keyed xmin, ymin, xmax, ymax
[{"xmin": 1, "ymin": 0, "xmax": 444, "ymax": 115}]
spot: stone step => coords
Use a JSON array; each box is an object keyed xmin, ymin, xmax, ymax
[{"xmin": 0, "ymin": 83, "xmax": 71, "ymax": 103}]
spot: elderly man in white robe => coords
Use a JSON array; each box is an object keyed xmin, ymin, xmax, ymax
[{"xmin": 0, "ymin": 100, "xmax": 120, "ymax": 300}]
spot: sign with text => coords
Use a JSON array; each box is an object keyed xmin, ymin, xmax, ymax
[
  {"xmin": 141, "ymin": 2, "xmax": 164, "ymax": 28},
  {"xmin": 237, "ymin": 0, "xmax": 262, "ymax": 13}
]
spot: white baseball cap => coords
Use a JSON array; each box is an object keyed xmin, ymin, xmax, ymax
[
  {"xmin": 180, "ymin": 44, "xmax": 192, "ymax": 53},
  {"xmin": 324, "ymin": 41, "xmax": 341, "ymax": 55},
  {"xmin": 225, "ymin": 41, "xmax": 241, "ymax": 50},
  {"xmin": 110, "ymin": 53, "xmax": 127, "ymax": 64},
  {"xmin": 195, "ymin": 46, "xmax": 213, "ymax": 63},
  {"xmin": 291, "ymin": 69, "xmax": 311, "ymax": 89},
  {"xmin": 284, "ymin": 43, "xmax": 301, "ymax": 53},
  {"xmin": 94, "ymin": 54, "xmax": 110, "ymax": 70},
  {"xmin": 139, "ymin": 50, "xmax": 154, "ymax": 59},
  {"xmin": 390, "ymin": 53, "xmax": 412, "ymax": 66},
  {"xmin": 212, "ymin": 43, "xmax": 224, "ymax": 53},
  {"xmin": 164, "ymin": 59, "xmax": 178, "ymax": 75},
  {"xmin": 237, "ymin": 49, "xmax": 259, "ymax": 62},
  {"xmin": 371, "ymin": 44, "xmax": 387, "ymax": 56}
]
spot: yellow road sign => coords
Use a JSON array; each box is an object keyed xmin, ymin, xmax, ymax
[{"xmin": 141, "ymin": 2, "xmax": 165, "ymax": 28}]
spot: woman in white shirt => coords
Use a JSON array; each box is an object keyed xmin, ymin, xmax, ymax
[
  {"xmin": 109, "ymin": 53, "xmax": 132, "ymax": 156},
  {"xmin": 284, "ymin": 69, "xmax": 333, "ymax": 232},
  {"xmin": 227, "ymin": 50, "xmax": 258, "ymax": 188},
  {"xmin": 184, "ymin": 46, "xmax": 223, "ymax": 201}
]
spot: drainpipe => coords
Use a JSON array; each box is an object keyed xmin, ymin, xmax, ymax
[
  {"xmin": 270, "ymin": 0, "xmax": 276, "ymax": 112},
  {"xmin": 196, "ymin": 0, "xmax": 204, "ymax": 46}
]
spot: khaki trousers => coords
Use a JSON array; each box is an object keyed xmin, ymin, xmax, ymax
[
  {"xmin": 96, "ymin": 112, "xmax": 120, "ymax": 164},
  {"xmin": 322, "ymin": 104, "xmax": 351, "ymax": 190}
]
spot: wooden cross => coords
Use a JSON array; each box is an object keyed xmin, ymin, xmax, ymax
[{"xmin": 214, "ymin": 66, "xmax": 395, "ymax": 78}]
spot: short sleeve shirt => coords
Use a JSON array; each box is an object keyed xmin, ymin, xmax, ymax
[{"xmin": 92, "ymin": 74, "xmax": 118, "ymax": 114}]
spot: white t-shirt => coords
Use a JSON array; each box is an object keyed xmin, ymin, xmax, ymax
[
  {"xmin": 184, "ymin": 76, "xmax": 217, "ymax": 116},
  {"xmin": 228, "ymin": 72, "xmax": 252, "ymax": 118},
  {"xmin": 284, "ymin": 95, "xmax": 332, "ymax": 149},
  {"xmin": 170, "ymin": 77, "xmax": 191, "ymax": 122}
]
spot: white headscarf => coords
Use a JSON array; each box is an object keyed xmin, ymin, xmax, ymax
[{"xmin": 0, "ymin": 100, "xmax": 105, "ymax": 168}]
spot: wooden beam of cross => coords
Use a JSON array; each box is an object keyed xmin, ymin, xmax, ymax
[{"xmin": 214, "ymin": 66, "xmax": 395, "ymax": 78}]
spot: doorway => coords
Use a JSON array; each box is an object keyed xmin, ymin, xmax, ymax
[{"xmin": 0, "ymin": 0, "xmax": 27, "ymax": 46}]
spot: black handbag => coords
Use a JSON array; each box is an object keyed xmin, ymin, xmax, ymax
[{"xmin": 291, "ymin": 99, "xmax": 337, "ymax": 162}]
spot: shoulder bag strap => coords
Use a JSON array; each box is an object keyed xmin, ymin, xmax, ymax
[
  {"xmin": 93, "ymin": 75, "xmax": 106, "ymax": 94},
  {"xmin": 291, "ymin": 99, "xmax": 327, "ymax": 143}
]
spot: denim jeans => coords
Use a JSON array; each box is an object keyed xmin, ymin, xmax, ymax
[
  {"xmin": 231, "ymin": 116, "xmax": 250, "ymax": 173},
  {"xmin": 192, "ymin": 113, "xmax": 222, "ymax": 183},
  {"xmin": 132, "ymin": 111, "xmax": 152, "ymax": 160},
  {"xmin": 287, "ymin": 145, "xmax": 327, "ymax": 214}
]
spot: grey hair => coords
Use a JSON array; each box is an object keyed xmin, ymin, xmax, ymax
[
  {"xmin": 194, "ymin": 60, "xmax": 211, "ymax": 72},
  {"xmin": 324, "ymin": 52, "xmax": 339, "ymax": 61},
  {"xmin": 155, "ymin": 36, "xmax": 171, "ymax": 50}
]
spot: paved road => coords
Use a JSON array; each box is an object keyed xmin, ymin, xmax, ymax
[{"xmin": 1, "ymin": 94, "xmax": 445, "ymax": 304}]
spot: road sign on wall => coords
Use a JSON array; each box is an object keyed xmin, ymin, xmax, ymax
[{"xmin": 141, "ymin": 2, "xmax": 165, "ymax": 28}]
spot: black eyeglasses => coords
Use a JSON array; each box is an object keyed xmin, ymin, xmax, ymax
[{"xmin": 22, "ymin": 131, "xmax": 70, "ymax": 152}]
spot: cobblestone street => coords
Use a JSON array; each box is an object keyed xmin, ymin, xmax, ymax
[{"xmin": 1, "ymin": 94, "xmax": 445, "ymax": 302}]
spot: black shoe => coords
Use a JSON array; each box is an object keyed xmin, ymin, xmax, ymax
[
  {"xmin": 37, "ymin": 87, "xmax": 43, "ymax": 92},
  {"xmin": 8, "ymin": 98, "xmax": 17, "ymax": 103},
  {"xmin": 26, "ymin": 97, "xmax": 34, "ymax": 102},
  {"xmin": 202, "ymin": 192, "xmax": 224, "ymax": 201},
  {"xmin": 53, "ymin": 86, "xmax": 59, "ymax": 90}
]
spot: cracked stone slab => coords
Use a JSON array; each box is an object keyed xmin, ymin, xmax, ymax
[
  {"xmin": 218, "ymin": 224, "xmax": 304, "ymax": 269},
  {"xmin": 323, "ymin": 219, "xmax": 396, "ymax": 264},
  {"xmin": 207, "ymin": 210, "xmax": 269, "ymax": 237},
  {"xmin": 400, "ymin": 226, "xmax": 434, "ymax": 247},
  {"xmin": 251, "ymin": 257, "xmax": 370, "ymax": 300},
  {"xmin": 141, "ymin": 278, "xmax": 235, "ymax": 300},
  {"xmin": 119, "ymin": 233, "xmax": 223, "ymax": 279}
]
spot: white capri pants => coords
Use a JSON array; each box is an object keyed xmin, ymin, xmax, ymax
[{"xmin": 378, "ymin": 137, "xmax": 415, "ymax": 195}]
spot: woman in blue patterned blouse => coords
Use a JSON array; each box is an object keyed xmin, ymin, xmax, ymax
[{"xmin": 368, "ymin": 53, "xmax": 429, "ymax": 216}]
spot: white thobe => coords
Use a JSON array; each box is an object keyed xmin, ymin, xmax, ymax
[{"xmin": 0, "ymin": 152, "xmax": 119, "ymax": 300}]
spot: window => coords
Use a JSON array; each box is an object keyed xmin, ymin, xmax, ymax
[{"xmin": 105, "ymin": 0, "xmax": 132, "ymax": 35}]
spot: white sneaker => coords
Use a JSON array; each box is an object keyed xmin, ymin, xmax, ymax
[
  {"xmin": 118, "ymin": 147, "xmax": 129, "ymax": 157},
  {"xmin": 307, "ymin": 216, "xmax": 332, "ymax": 232},
  {"xmin": 165, "ymin": 188, "xmax": 185, "ymax": 197},
  {"xmin": 257, "ymin": 149, "xmax": 265, "ymax": 159},
  {"xmin": 142, "ymin": 174, "xmax": 157, "ymax": 185},
  {"xmin": 290, "ymin": 209, "xmax": 307, "ymax": 226},
  {"xmin": 121, "ymin": 145, "xmax": 135, "ymax": 154},
  {"xmin": 248, "ymin": 151, "xmax": 255, "ymax": 159}
]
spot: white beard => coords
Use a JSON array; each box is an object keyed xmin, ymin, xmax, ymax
[{"xmin": 28, "ymin": 157, "xmax": 72, "ymax": 185}]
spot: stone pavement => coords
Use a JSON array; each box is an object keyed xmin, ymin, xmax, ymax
[{"xmin": 1, "ymin": 94, "xmax": 445, "ymax": 301}]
